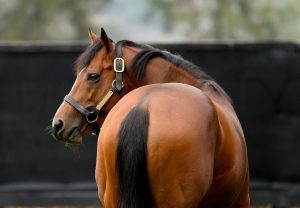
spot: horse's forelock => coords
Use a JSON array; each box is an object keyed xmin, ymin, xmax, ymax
[{"xmin": 74, "ymin": 41, "xmax": 103, "ymax": 74}]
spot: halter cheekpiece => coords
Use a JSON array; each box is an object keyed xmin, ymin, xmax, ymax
[{"xmin": 64, "ymin": 41, "xmax": 125, "ymax": 135}]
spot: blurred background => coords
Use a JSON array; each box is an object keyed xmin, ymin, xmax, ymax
[
  {"xmin": 1, "ymin": 0, "xmax": 300, "ymax": 207},
  {"xmin": 1, "ymin": 0, "xmax": 300, "ymax": 42}
]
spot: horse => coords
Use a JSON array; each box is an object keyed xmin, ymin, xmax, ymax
[{"xmin": 52, "ymin": 28, "xmax": 250, "ymax": 207}]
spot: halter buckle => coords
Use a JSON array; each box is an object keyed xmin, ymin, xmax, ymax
[{"xmin": 114, "ymin": 58, "xmax": 125, "ymax": 73}]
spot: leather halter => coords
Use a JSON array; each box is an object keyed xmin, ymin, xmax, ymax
[{"xmin": 63, "ymin": 41, "xmax": 125, "ymax": 135}]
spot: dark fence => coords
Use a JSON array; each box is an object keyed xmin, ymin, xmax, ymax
[{"xmin": 0, "ymin": 42, "xmax": 300, "ymax": 205}]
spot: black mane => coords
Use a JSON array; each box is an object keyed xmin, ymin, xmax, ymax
[
  {"xmin": 131, "ymin": 46, "xmax": 213, "ymax": 81},
  {"xmin": 124, "ymin": 41, "xmax": 231, "ymax": 102}
]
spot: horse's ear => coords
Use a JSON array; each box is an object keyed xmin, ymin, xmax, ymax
[
  {"xmin": 88, "ymin": 28, "xmax": 98, "ymax": 43},
  {"xmin": 100, "ymin": 27, "xmax": 111, "ymax": 53}
]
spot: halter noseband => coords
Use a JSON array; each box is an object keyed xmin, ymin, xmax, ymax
[{"xmin": 63, "ymin": 41, "xmax": 125, "ymax": 135}]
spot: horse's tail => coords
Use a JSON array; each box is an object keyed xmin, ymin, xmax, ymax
[{"xmin": 116, "ymin": 105, "xmax": 152, "ymax": 208}]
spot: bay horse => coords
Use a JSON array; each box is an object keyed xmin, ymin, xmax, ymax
[{"xmin": 52, "ymin": 28, "xmax": 250, "ymax": 207}]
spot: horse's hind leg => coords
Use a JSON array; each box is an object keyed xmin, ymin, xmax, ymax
[
  {"xmin": 149, "ymin": 166, "xmax": 210, "ymax": 208},
  {"xmin": 232, "ymin": 172, "xmax": 250, "ymax": 208},
  {"xmin": 147, "ymin": 133, "xmax": 215, "ymax": 208}
]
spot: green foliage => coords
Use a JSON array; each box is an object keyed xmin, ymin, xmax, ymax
[
  {"xmin": 1, "ymin": 0, "xmax": 300, "ymax": 42},
  {"xmin": 148, "ymin": 0, "xmax": 300, "ymax": 42},
  {"xmin": 0, "ymin": 0, "xmax": 105, "ymax": 40}
]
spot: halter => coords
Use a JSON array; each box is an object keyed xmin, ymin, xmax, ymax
[{"xmin": 63, "ymin": 41, "xmax": 125, "ymax": 135}]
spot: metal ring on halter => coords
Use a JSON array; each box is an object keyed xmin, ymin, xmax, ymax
[
  {"xmin": 86, "ymin": 111, "xmax": 99, "ymax": 123},
  {"xmin": 84, "ymin": 106, "xmax": 99, "ymax": 123},
  {"xmin": 112, "ymin": 80, "xmax": 124, "ymax": 89}
]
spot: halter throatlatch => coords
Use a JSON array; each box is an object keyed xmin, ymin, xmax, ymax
[{"xmin": 63, "ymin": 41, "xmax": 125, "ymax": 135}]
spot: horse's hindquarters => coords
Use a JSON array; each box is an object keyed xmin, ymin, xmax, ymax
[{"xmin": 95, "ymin": 83, "xmax": 249, "ymax": 208}]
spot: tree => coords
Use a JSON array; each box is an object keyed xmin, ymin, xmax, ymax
[
  {"xmin": 147, "ymin": 0, "xmax": 300, "ymax": 42},
  {"xmin": 1, "ymin": 0, "xmax": 300, "ymax": 42},
  {"xmin": 0, "ymin": 0, "xmax": 107, "ymax": 40}
]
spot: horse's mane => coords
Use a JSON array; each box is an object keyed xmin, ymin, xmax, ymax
[
  {"xmin": 121, "ymin": 40, "xmax": 231, "ymax": 102},
  {"xmin": 75, "ymin": 40, "xmax": 231, "ymax": 102}
]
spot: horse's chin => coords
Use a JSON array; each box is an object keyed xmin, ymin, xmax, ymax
[
  {"xmin": 51, "ymin": 130, "xmax": 83, "ymax": 145},
  {"xmin": 64, "ymin": 123, "xmax": 91, "ymax": 145},
  {"xmin": 65, "ymin": 135, "xmax": 83, "ymax": 145},
  {"xmin": 51, "ymin": 122, "xmax": 93, "ymax": 145}
]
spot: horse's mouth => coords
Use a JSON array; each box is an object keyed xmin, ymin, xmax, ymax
[
  {"xmin": 67, "ymin": 126, "xmax": 79, "ymax": 140},
  {"xmin": 51, "ymin": 126, "xmax": 83, "ymax": 145}
]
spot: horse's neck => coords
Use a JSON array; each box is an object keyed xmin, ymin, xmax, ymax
[
  {"xmin": 121, "ymin": 45, "xmax": 200, "ymax": 86},
  {"xmin": 143, "ymin": 58, "xmax": 234, "ymax": 110},
  {"xmin": 122, "ymin": 45, "xmax": 232, "ymax": 109},
  {"xmin": 146, "ymin": 58, "xmax": 201, "ymax": 86}
]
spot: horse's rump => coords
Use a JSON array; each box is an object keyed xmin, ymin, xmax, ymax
[{"xmin": 96, "ymin": 83, "xmax": 222, "ymax": 207}]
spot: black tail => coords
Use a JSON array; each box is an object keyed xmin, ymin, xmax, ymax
[{"xmin": 116, "ymin": 106, "xmax": 152, "ymax": 208}]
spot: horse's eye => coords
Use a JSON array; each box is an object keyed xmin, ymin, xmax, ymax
[{"xmin": 87, "ymin": 73, "xmax": 100, "ymax": 81}]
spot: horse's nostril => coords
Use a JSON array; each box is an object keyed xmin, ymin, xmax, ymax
[{"xmin": 53, "ymin": 119, "xmax": 64, "ymax": 136}]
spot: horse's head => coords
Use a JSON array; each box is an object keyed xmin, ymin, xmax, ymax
[{"xmin": 52, "ymin": 28, "xmax": 126, "ymax": 144}]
